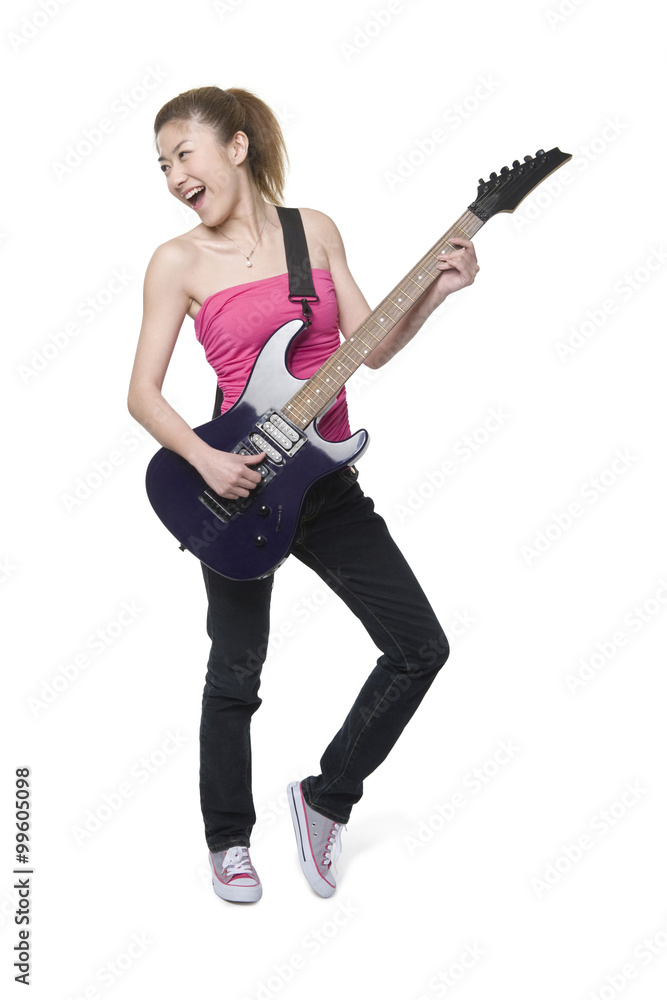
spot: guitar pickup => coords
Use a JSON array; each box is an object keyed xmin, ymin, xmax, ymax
[
  {"xmin": 249, "ymin": 432, "xmax": 283, "ymax": 464},
  {"xmin": 254, "ymin": 409, "xmax": 307, "ymax": 459}
]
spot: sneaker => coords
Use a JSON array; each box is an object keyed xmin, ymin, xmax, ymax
[
  {"xmin": 209, "ymin": 845, "xmax": 262, "ymax": 903},
  {"xmin": 287, "ymin": 780, "xmax": 344, "ymax": 898}
]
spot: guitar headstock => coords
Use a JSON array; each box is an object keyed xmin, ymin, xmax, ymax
[{"xmin": 469, "ymin": 147, "xmax": 572, "ymax": 220}]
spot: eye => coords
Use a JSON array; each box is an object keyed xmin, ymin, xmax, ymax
[{"xmin": 160, "ymin": 150, "xmax": 192, "ymax": 173}]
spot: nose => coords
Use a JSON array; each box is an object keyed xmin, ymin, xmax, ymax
[
  {"xmin": 171, "ymin": 168, "xmax": 189, "ymax": 193},
  {"xmin": 171, "ymin": 181, "xmax": 189, "ymax": 201}
]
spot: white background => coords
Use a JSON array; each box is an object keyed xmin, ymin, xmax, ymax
[{"xmin": 2, "ymin": 0, "xmax": 667, "ymax": 997}]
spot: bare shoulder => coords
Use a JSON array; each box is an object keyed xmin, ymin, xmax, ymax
[
  {"xmin": 146, "ymin": 231, "xmax": 196, "ymax": 274},
  {"xmin": 143, "ymin": 233, "xmax": 200, "ymax": 304},
  {"xmin": 141, "ymin": 235, "xmax": 199, "ymax": 322},
  {"xmin": 297, "ymin": 207, "xmax": 346, "ymax": 248}
]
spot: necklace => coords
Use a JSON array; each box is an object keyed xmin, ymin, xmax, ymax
[{"xmin": 217, "ymin": 211, "xmax": 268, "ymax": 267}]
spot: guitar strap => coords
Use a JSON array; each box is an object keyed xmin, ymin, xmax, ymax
[{"xmin": 211, "ymin": 206, "xmax": 319, "ymax": 419}]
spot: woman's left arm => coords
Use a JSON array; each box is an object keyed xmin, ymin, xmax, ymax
[{"xmin": 321, "ymin": 213, "xmax": 480, "ymax": 369}]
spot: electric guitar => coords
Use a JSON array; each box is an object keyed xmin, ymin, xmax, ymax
[{"xmin": 145, "ymin": 147, "xmax": 572, "ymax": 580}]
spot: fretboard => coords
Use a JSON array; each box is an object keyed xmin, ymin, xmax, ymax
[{"xmin": 282, "ymin": 209, "xmax": 485, "ymax": 430}]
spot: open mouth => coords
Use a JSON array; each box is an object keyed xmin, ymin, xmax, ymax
[{"xmin": 185, "ymin": 186, "xmax": 206, "ymax": 209}]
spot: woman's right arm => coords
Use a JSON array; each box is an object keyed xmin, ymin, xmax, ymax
[{"xmin": 127, "ymin": 242, "xmax": 265, "ymax": 499}]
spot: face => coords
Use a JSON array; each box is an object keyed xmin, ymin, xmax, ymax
[{"xmin": 156, "ymin": 121, "xmax": 244, "ymax": 221}]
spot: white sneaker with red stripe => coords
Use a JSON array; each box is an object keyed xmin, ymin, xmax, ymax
[
  {"xmin": 287, "ymin": 780, "xmax": 344, "ymax": 898},
  {"xmin": 209, "ymin": 845, "xmax": 262, "ymax": 902}
]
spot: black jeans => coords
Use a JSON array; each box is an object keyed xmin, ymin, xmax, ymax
[{"xmin": 199, "ymin": 466, "xmax": 450, "ymax": 852}]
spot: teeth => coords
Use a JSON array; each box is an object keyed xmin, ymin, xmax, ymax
[{"xmin": 184, "ymin": 186, "xmax": 204, "ymax": 200}]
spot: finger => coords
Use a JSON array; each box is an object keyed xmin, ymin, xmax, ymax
[
  {"xmin": 436, "ymin": 254, "xmax": 466, "ymax": 271},
  {"xmin": 447, "ymin": 236, "xmax": 474, "ymax": 250},
  {"xmin": 441, "ymin": 237, "xmax": 477, "ymax": 256},
  {"xmin": 438, "ymin": 248, "xmax": 477, "ymax": 265},
  {"xmin": 242, "ymin": 451, "xmax": 266, "ymax": 466}
]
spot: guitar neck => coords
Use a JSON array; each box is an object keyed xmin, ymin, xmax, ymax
[{"xmin": 282, "ymin": 209, "xmax": 486, "ymax": 431}]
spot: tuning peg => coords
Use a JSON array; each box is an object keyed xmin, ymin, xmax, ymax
[
  {"xmin": 512, "ymin": 160, "xmax": 521, "ymax": 168},
  {"xmin": 535, "ymin": 148, "xmax": 545, "ymax": 156},
  {"xmin": 478, "ymin": 177, "xmax": 485, "ymax": 185},
  {"xmin": 524, "ymin": 154, "xmax": 533, "ymax": 162},
  {"xmin": 500, "ymin": 165, "xmax": 510, "ymax": 173},
  {"xmin": 490, "ymin": 171, "xmax": 498, "ymax": 180}
]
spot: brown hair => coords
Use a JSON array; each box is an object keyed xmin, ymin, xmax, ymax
[{"xmin": 153, "ymin": 86, "xmax": 288, "ymax": 204}]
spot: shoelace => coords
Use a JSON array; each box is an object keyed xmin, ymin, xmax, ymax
[
  {"xmin": 223, "ymin": 846, "xmax": 254, "ymax": 880},
  {"xmin": 323, "ymin": 823, "xmax": 344, "ymax": 872}
]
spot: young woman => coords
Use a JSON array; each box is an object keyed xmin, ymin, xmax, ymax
[{"xmin": 128, "ymin": 86, "xmax": 479, "ymax": 904}]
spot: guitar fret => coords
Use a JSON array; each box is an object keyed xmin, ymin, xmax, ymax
[
  {"xmin": 364, "ymin": 317, "xmax": 390, "ymax": 337},
  {"xmin": 348, "ymin": 333, "xmax": 376, "ymax": 353},
  {"xmin": 286, "ymin": 398, "xmax": 309, "ymax": 417},
  {"xmin": 374, "ymin": 305, "xmax": 395, "ymax": 325},
  {"xmin": 343, "ymin": 344, "xmax": 369, "ymax": 363},
  {"xmin": 317, "ymin": 369, "xmax": 344, "ymax": 390},
  {"xmin": 332, "ymin": 356, "xmax": 355, "ymax": 376},
  {"xmin": 310, "ymin": 369, "xmax": 342, "ymax": 396},
  {"xmin": 359, "ymin": 322, "xmax": 383, "ymax": 343},
  {"xmin": 284, "ymin": 404, "xmax": 309, "ymax": 427}
]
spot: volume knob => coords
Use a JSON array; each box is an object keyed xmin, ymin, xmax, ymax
[{"xmin": 254, "ymin": 535, "xmax": 267, "ymax": 548}]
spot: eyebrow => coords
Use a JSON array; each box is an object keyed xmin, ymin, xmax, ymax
[{"xmin": 157, "ymin": 139, "xmax": 193, "ymax": 163}]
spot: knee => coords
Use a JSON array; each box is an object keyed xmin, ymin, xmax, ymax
[
  {"xmin": 204, "ymin": 643, "xmax": 266, "ymax": 701},
  {"xmin": 415, "ymin": 630, "xmax": 450, "ymax": 672}
]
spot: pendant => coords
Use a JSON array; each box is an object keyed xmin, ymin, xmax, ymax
[{"xmin": 246, "ymin": 259, "xmax": 252, "ymax": 267}]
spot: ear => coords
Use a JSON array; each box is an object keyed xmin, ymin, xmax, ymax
[{"xmin": 229, "ymin": 130, "xmax": 250, "ymax": 165}]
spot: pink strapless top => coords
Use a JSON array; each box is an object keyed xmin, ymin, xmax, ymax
[{"xmin": 194, "ymin": 268, "xmax": 351, "ymax": 441}]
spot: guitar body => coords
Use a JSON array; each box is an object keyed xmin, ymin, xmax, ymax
[{"xmin": 145, "ymin": 318, "xmax": 369, "ymax": 580}]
